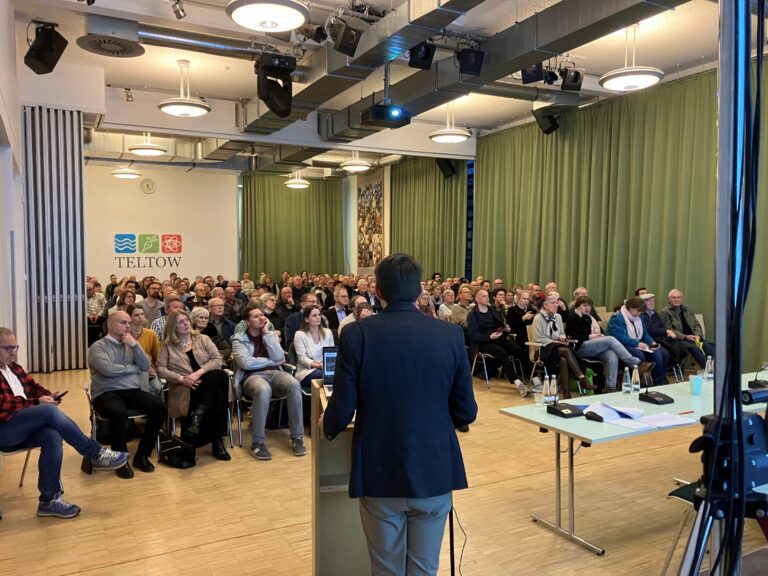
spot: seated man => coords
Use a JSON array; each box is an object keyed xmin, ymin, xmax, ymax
[
  {"xmin": 467, "ymin": 289, "xmax": 530, "ymax": 396},
  {"xmin": 659, "ymin": 289, "xmax": 714, "ymax": 369},
  {"xmin": 232, "ymin": 305, "xmax": 307, "ymax": 461},
  {"xmin": 203, "ymin": 297, "xmax": 236, "ymax": 364},
  {"xmin": 0, "ymin": 327, "xmax": 128, "ymax": 518},
  {"xmin": 150, "ymin": 295, "xmax": 185, "ymax": 340},
  {"xmin": 86, "ymin": 281, "xmax": 106, "ymax": 346},
  {"xmin": 337, "ymin": 294, "xmax": 367, "ymax": 335},
  {"xmin": 88, "ymin": 312, "xmax": 167, "ymax": 479},
  {"xmin": 449, "ymin": 285, "xmax": 474, "ymax": 332},
  {"xmin": 223, "ymin": 287, "xmax": 244, "ymax": 323},
  {"xmin": 323, "ymin": 285, "xmax": 351, "ymax": 332},
  {"xmin": 639, "ymin": 293, "xmax": 686, "ymax": 367}
]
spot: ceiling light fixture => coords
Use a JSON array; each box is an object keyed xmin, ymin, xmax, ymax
[
  {"xmin": 429, "ymin": 101, "xmax": 471, "ymax": 144},
  {"xmin": 171, "ymin": 0, "xmax": 186, "ymax": 19},
  {"xmin": 340, "ymin": 150, "xmax": 371, "ymax": 173},
  {"xmin": 285, "ymin": 170, "xmax": 310, "ymax": 189},
  {"xmin": 128, "ymin": 132, "xmax": 167, "ymax": 157},
  {"xmin": 111, "ymin": 166, "xmax": 142, "ymax": 179},
  {"xmin": 158, "ymin": 60, "xmax": 211, "ymax": 118},
  {"xmin": 599, "ymin": 26, "xmax": 663, "ymax": 92},
  {"xmin": 226, "ymin": 0, "xmax": 310, "ymax": 33}
]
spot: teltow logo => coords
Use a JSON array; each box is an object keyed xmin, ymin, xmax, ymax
[{"xmin": 113, "ymin": 233, "xmax": 183, "ymax": 269}]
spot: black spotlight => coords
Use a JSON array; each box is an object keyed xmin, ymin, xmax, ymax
[
  {"xmin": 560, "ymin": 68, "xmax": 584, "ymax": 91},
  {"xmin": 334, "ymin": 22, "xmax": 364, "ymax": 57},
  {"xmin": 408, "ymin": 42, "xmax": 435, "ymax": 70},
  {"xmin": 24, "ymin": 23, "xmax": 68, "ymax": 75},
  {"xmin": 521, "ymin": 63, "xmax": 543, "ymax": 84},
  {"xmin": 311, "ymin": 26, "xmax": 328, "ymax": 43},
  {"xmin": 543, "ymin": 68, "xmax": 560, "ymax": 85},
  {"xmin": 532, "ymin": 107, "xmax": 559, "ymax": 135},
  {"xmin": 256, "ymin": 53, "xmax": 296, "ymax": 118},
  {"xmin": 458, "ymin": 48, "xmax": 484, "ymax": 75}
]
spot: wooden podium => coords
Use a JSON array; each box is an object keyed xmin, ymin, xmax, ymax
[{"xmin": 311, "ymin": 381, "xmax": 370, "ymax": 575}]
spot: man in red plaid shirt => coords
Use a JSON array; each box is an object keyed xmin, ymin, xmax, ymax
[{"xmin": 0, "ymin": 327, "xmax": 128, "ymax": 519}]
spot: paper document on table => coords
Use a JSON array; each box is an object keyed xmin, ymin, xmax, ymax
[
  {"xmin": 607, "ymin": 418, "xmax": 656, "ymax": 431},
  {"xmin": 638, "ymin": 412, "xmax": 696, "ymax": 428},
  {"xmin": 583, "ymin": 402, "xmax": 644, "ymax": 421}
]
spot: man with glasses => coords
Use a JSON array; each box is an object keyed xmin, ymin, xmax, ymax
[
  {"xmin": 0, "ymin": 327, "xmax": 128, "ymax": 518},
  {"xmin": 659, "ymin": 289, "xmax": 714, "ymax": 369},
  {"xmin": 137, "ymin": 281, "xmax": 163, "ymax": 324}
]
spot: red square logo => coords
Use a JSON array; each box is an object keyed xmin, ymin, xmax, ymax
[{"xmin": 161, "ymin": 234, "xmax": 183, "ymax": 254}]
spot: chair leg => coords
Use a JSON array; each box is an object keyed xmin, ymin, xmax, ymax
[
  {"xmin": 661, "ymin": 507, "xmax": 694, "ymax": 576},
  {"xmin": 19, "ymin": 449, "xmax": 32, "ymax": 488},
  {"xmin": 227, "ymin": 405, "xmax": 234, "ymax": 448},
  {"xmin": 236, "ymin": 401, "xmax": 243, "ymax": 448},
  {"xmin": 481, "ymin": 356, "xmax": 490, "ymax": 390}
]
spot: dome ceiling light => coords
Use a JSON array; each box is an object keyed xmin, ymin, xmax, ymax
[
  {"xmin": 429, "ymin": 101, "xmax": 471, "ymax": 144},
  {"xmin": 599, "ymin": 26, "xmax": 664, "ymax": 93},
  {"xmin": 158, "ymin": 60, "xmax": 211, "ymax": 118},
  {"xmin": 226, "ymin": 0, "xmax": 311, "ymax": 33}
]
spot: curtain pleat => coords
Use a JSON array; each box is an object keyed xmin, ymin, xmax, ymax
[
  {"xmin": 390, "ymin": 157, "xmax": 467, "ymax": 277},
  {"xmin": 239, "ymin": 175, "xmax": 344, "ymax": 277}
]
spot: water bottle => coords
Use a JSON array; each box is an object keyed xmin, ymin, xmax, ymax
[
  {"xmin": 551, "ymin": 376, "xmax": 559, "ymax": 404},
  {"xmin": 631, "ymin": 366, "xmax": 641, "ymax": 393},
  {"xmin": 543, "ymin": 375, "xmax": 551, "ymax": 405},
  {"xmin": 704, "ymin": 356, "xmax": 714, "ymax": 381},
  {"xmin": 622, "ymin": 368, "xmax": 631, "ymax": 394}
]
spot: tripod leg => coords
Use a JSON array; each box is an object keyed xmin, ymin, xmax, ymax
[{"xmin": 677, "ymin": 505, "xmax": 713, "ymax": 576}]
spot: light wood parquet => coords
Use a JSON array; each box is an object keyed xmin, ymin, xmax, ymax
[{"xmin": 0, "ymin": 369, "xmax": 765, "ymax": 575}]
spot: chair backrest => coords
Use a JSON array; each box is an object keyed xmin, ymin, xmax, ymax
[
  {"xmin": 594, "ymin": 306, "xmax": 607, "ymax": 318},
  {"xmin": 599, "ymin": 311, "xmax": 614, "ymax": 332},
  {"xmin": 526, "ymin": 324, "xmax": 538, "ymax": 363},
  {"xmin": 695, "ymin": 313, "xmax": 706, "ymax": 340}
]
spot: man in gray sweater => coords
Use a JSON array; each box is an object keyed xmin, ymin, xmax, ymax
[{"xmin": 88, "ymin": 311, "xmax": 167, "ymax": 479}]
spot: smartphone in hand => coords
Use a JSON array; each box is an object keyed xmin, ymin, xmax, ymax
[{"xmin": 52, "ymin": 390, "xmax": 68, "ymax": 402}]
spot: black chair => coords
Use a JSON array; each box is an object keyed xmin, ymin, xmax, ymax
[{"xmin": 661, "ymin": 480, "xmax": 701, "ymax": 574}]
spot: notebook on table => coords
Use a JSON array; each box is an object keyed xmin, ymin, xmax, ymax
[{"xmin": 322, "ymin": 347, "xmax": 338, "ymax": 396}]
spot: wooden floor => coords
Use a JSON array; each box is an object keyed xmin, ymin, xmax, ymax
[{"xmin": 0, "ymin": 370, "xmax": 765, "ymax": 575}]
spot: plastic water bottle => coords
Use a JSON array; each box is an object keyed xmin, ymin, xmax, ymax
[
  {"xmin": 622, "ymin": 368, "xmax": 631, "ymax": 394},
  {"xmin": 543, "ymin": 375, "xmax": 551, "ymax": 404},
  {"xmin": 551, "ymin": 376, "xmax": 559, "ymax": 404},
  {"xmin": 704, "ymin": 356, "xmax": 714, "ymax": 380},
  {"xmin": 631, "ymin": 366, "xmax": 641, "ymax": 393}
]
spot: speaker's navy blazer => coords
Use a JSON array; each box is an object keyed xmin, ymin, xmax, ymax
[{"xmin": 323, "ymin": 301, "xmax": 477, "ymax": 499}]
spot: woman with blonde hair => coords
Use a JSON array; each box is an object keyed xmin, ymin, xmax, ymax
[{"xmin": 157, "ymin": 310, "xmax": 231, "ymax": 460}]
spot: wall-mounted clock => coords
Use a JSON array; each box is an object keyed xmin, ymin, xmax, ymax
[{"xmin": 140, "ymin": 178, "xmax": 156, "ymax": 194}]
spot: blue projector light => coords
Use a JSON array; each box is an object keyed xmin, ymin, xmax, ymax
[{"xmin": 360, "ymin": 103, "xmax": 411, "ymax": 128}]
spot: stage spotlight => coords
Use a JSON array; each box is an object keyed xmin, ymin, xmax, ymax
[
  {"xmin": 171, "ymin": 0, "xmax": 186, "ymax": 19},
  {"xmin": 408, "ymin": 42, "xmax": 435, "ymax": 70},
  {"xmin": 532, "ymin": 105, "xmax": 559, "ymax": 135},
  {"xmin": 543, "ymin": 68, "xmax": 559, "ymax": 85},
  {"xmin": 521, "ymin": 63, "xmax": 543, "ymax": 84},
  {"xmin": 458, "ymin": 48, "xmax": 484, "ymax": 75},
  {"xmin": 256, "ymin": 52, "xmax": 296, "ymax": 118},
  {"xmin": 560, "ymin": 68, "xmax": 584, "ymax": 92},
  {"xmin": 333, "ymin": 21, "xmax": 363, "ymax": 57},
  {"xmin": 24, "ymin": 22, "xmax": 68, "ymax": 75},
  {"xmin": 311, "ymin": 26, "xmax": 328, "ymax": 43}
]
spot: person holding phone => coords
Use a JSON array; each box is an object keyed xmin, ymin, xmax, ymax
[
  {"xmin": 0, "ymin": 327, "xmax": 129, "ymax": 519},
  {"xmin": 606, "ymin": 297, "xmax": 670, "ymax": 385}
]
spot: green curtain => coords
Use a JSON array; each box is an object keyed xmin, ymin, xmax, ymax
[
  {"xmin": 475, "ymin": 69, "xmax": 768, "ymax": 369},
  {"xmin": 390, "ymin": 156, "xmax": 467, "ymax": 277},
  {"xmin": 240, "ymin": 174, "xmax": 344, "ymax": 278}
]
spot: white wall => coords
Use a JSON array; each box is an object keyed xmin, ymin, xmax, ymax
[{"xmin": 84, "ymin": 165, "xmax": 238, "ymax": 283}]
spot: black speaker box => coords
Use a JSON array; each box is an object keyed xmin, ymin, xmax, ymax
[
  {"xmin": 435, "ymin": 158, "xmax": 457, "ymax": 178},
  {"xmin": 24, "ymin": 25, "xmax": 68, "ymax": 75},
  {"xmin": 533, "ymin": 110, "xmax": 559, "ymax": 135},
  {"xmin": 458, "ymin": 49, "xmax": 484, "ymax": 75}
]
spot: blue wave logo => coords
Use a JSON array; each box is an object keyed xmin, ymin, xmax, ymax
[{"xmin": 114, "ymin": 234, "xmax": 137, "ymax": 254}]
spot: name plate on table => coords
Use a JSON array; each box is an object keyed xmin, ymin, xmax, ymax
[{"xmin": 547, "ymin": 403, "xmax": 583, "ymax": 418}]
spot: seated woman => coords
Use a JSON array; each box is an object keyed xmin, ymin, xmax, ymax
[
  {"xmin": 190, "ymin": 307, "xmax": 233, "ymax": 367},
  {"xmin": 157, "ymin": 310, "xmax": 231, "ymax": 461},
  {"xmin": 532, "ymin": 293, "xmax": 596, "ymax": 398},
  {"xmin": 606, "ymin": 297, "xmax": 670, "ymax": 385},
  {"xmin": 416, "ymin": 291, "xmax": 437, "ymax": 318},
  {"xmin": 468, "ymin": 289, "xmax": 529, "ymax": 396},
  {"xmin": 294, "ymin": 306, "xmax": 336, "ymax": 388},
  {"xmin": 566, "ymin": 296, "xmax": 641, "ymax": 391},
  {"xmin": 108, "ymin": 290, "xmax": 136, "ymax": 316},
  {"xmin": 125, "ymin": 304, "xmax": 163, "ymax": 397}
]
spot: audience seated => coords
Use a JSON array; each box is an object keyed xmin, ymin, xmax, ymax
[
  {"xmin": 338, "ymin": 295, "xmax": 367, "ymax": 335},
  {"xmin": 224, "ymin": 287, "xmax": 244, "ymax": 323},
  {"xmin": 157, "ymin": 310, "xmax": 231, "ymax": 461},
  {"xmin": 639, "ymin": 293, "xmax": 686, "ymax": 367},
  {"xmin": 285, "ymin": 293, "xmax": 328, "ymax": 349},
  {"xmin": 294, "ymin": 306, "xmax": 336, "ymax": 388},
  {"xmin": 150, "ymin": 296, "xmax": 185, "ymax": 340},
  {"xmin": 324, "ymin": 285, "xmax": 351, "ymax": 332},
  {"xmin": 416, "ymin": 291, "xmax": 437, "ymax": 319},
  {"xmin": 185, "ymin": 283, "xmax": 209, "ymax": 310},
  {"xmin": 86, "ymin": 282, "xmax": 106, "ymax": 346},
  {"xmin": 532, "ymin": 293, "xmax": 595, "ymax": 398},
  {"xmin": 438, "ymin": 289, "xmax": 454, "ymax": 321},
  {"xmin": 276, "ymin": 287, "xmax": 299, "ymax": 329},
  {"xmin": 204, "ymin": 298, "xmax": 236, "ymax": 364},
  {"xmin": 566, "ymin": 296, "xmax": 640, "ymax": 391},
  {"xmin": 136, "ymin": 281, "xmax": 164, "ymax": 325},
  {"xmin": 449, "ymin": 285, "xmax": 473, "ymax": 331},
  {"xmin": 659, "ymin": 289, "xmax": 714, "ymax": 369},
  {"xmin": 606, "ymin": 297, "xmax": 670, "ymax": 385}
]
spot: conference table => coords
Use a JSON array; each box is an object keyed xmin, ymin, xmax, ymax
[{"xmin": 500, "ymin": 374, "xmax": 766, "ymax": 556}]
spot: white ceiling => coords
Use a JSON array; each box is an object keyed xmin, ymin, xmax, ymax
[{"xmin": 13, "ymin": 0, "xmax": 727, "ymax": 138}]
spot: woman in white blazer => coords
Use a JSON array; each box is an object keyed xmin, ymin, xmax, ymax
[{"xmin": 293, "ymin": 306, "xmax": 335, "ymax": 387}]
